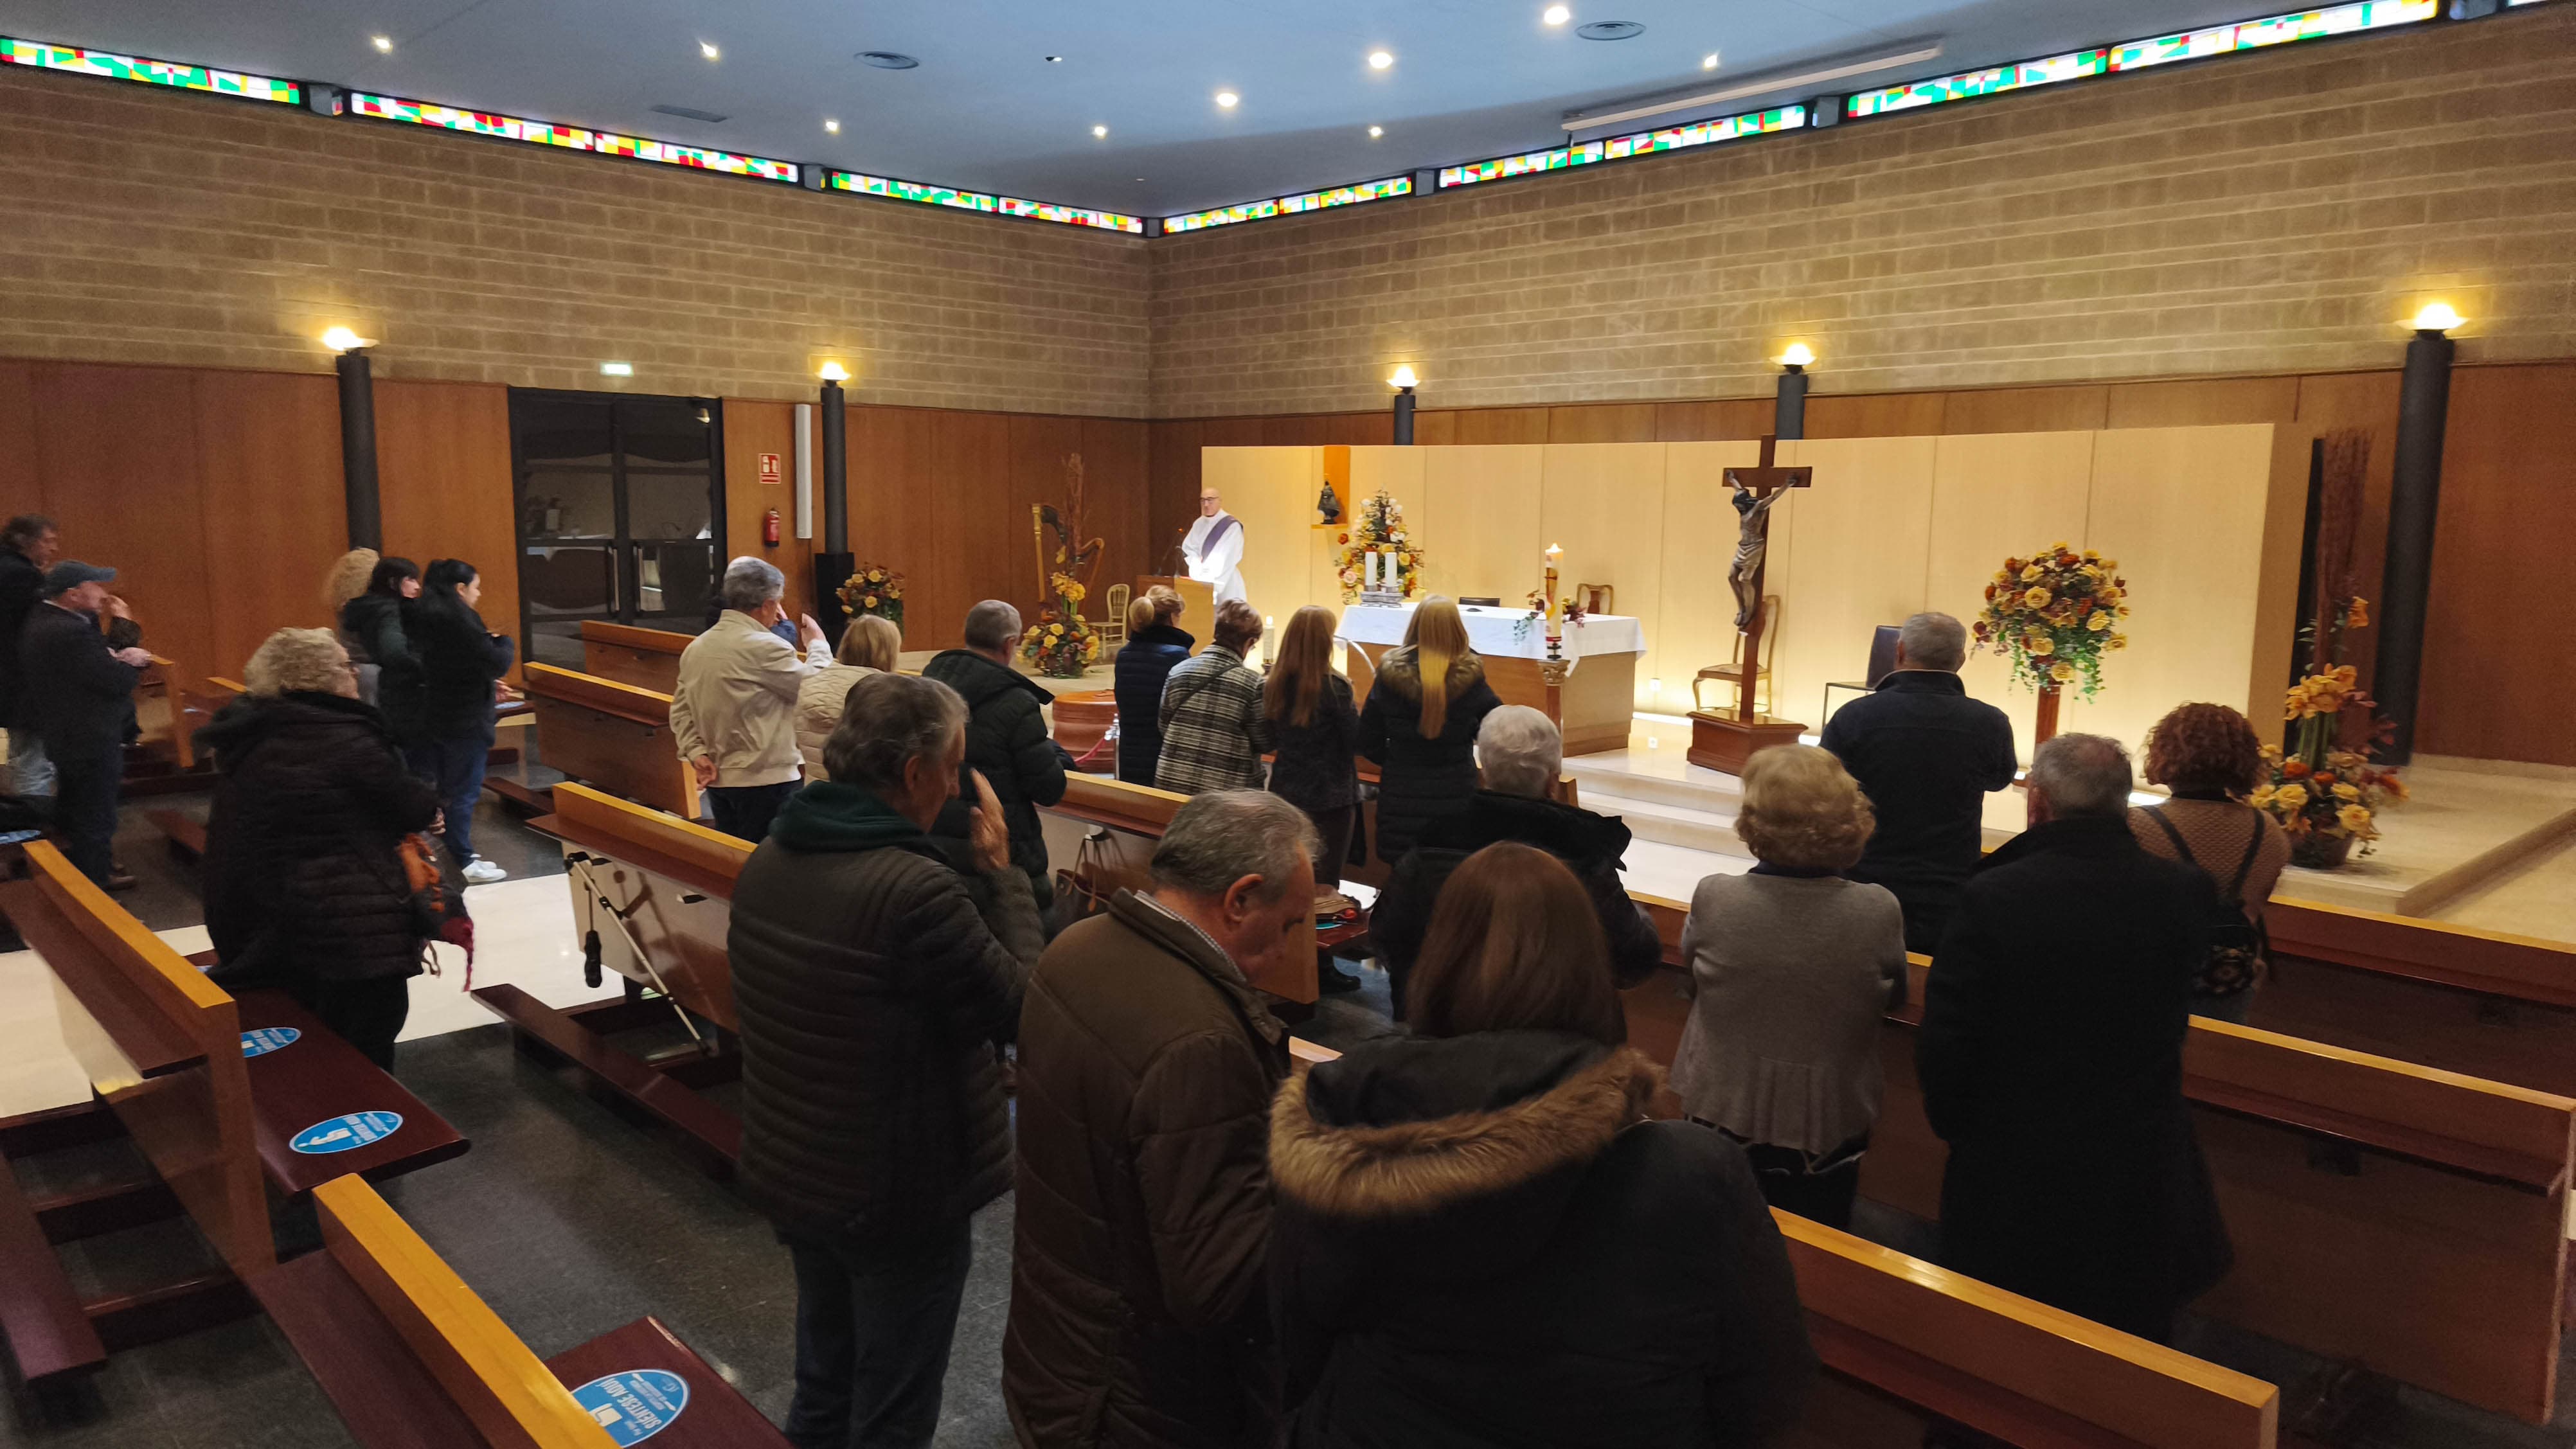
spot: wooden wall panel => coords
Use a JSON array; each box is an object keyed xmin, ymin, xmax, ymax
[
  {"xmin": 1548, "ymin": 404, "xmax": 1658, "ymax": 445},
  {"xmin": 1411, "ymin": 410, "xmax": 1459, "ymax": 447},
  {"xmin": 849, "ymin": 405, "xmax": 937, "ymax": 648},
  {"xmin": 29, "ymin": 364, "xmax": 215, "ymax": 693},
  {"xmin": 1149, "ymin": 418, "xmax": 1204, "ymax": 558},
  {"xmin": 1655, "ymin": 398, "xmax": 1771, "ymax": 442},
  {"xmin": 1926, "ymin": 432, "xmax": 2099, "ymax": 758},
  {"xmin": 1081, "ymin": 417, "xmax": 1153, "ymax": 619},
  {"xmin": 1773, "ymin": 438, "xmax": 1941, "ymax": 733},
  {"xmin": 1011, "ymin": 413, "xmax": 1087, "ymax": 621},
  {"xmin": 2106, "ymin": 377, "xmax": 2301, "ymax": 429},
  {"xmin": 1541, "ymin": 445, "xmax": 1667, "ymax": 706},
  {"xmin": 191, "ymin": 371, "xmax": 346, "ymax": 680},
  {"xmin": 2417, "ymin": 366, "xmax": 2576, "ymax": 764},
  {"xmin": 0, "ymin": 360, "xmax": 36, "ymax": 511},
  {"xmin": 1806, "ymin": 393, "xmax": 1948, "ymax": 440},
  {"xmin": 373, "ymin": 379, "xmax": 521, "ymax": 681},
  {"xmin": 928, "ymin": 411, "xmax": 1012, "ymax": 653},
  {"xmin": 1450, "ymin": 408, "xmax": 1552, "ymax": 446},
  {"xmin": 720, "ymin": 400, "xmax": 811, "ymax": 622},
  {"xmin": 2289, "ymin": 371, "xmax": 2402, "ymax": 698},
  {"xmin": 1422, "ymin": 447, "xmax": 1543, "ymax": 603},
  {"xmin": 1942, "ymin": 386, "xmax": 2109, "ymax": 436}
]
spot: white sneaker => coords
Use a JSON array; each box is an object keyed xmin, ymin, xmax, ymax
[{"xmin": 461, "ymin": 857, "xmax": 507, "ymax": 885}]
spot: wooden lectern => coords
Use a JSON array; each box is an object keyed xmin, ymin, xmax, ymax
[{"xmin": 1135, "ymin": 576, "xmax": 1214, "ymax": 656}]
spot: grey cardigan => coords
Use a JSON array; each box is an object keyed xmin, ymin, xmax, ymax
[{"xmin": 1670, "ymin": 872, "xmax": 1908, "ymax": 1154}]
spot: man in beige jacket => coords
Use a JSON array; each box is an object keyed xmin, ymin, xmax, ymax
[{"xmin": 671, "ymin": 556, "xmax": 830, "ymax": 841}]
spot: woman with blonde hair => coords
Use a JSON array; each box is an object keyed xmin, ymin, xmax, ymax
[
  {"xmin": 1112, "ymin": 584, "xmax": 1193, "ymax": 787},
  {"xmin": 1270, "ymin": 842, "xmax": 1813, "ymax": 1445},
  {"xmin": 794, "ymin": 614, "xmax": 903, "ymax": 779},
  {"xmin": 1357, "ymin": 596, "xmax": 1502, "ymax": 863},
  {"xmin": 1672, "ymin": 744, "xmax": 1905, "ymax": 1229}
]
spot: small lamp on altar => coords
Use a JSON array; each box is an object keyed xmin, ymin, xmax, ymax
[
  {"xmin": 1775, "ymin": 343, "xmax": 1813, "ymax": 441},
  {"xmin": 1389, "ymin": 364, "xmax": 1419, "ymax": 447}
]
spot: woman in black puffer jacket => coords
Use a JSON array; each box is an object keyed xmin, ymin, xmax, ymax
[
  {"xmin": 1269, "ymin": 843, "xmax": 1815, "ymax": 1448},
  {"xmin": 1113, "ymin": 585, "xmax": 1194, "ymax": 787},
  {"xmin": 387, "ymin": 559, "xmax": 514, "ymax": 884},
  {"xmin": 1357, "ymin": 597, "xmax": 1503, "ymax": 863},
  {"xmin": 200, "ymin": 628, "xmax": 442, "ymax": 1069},
  {"xmin": 337, "ymin": 555, "xmax": 420, "ymax": 709}
]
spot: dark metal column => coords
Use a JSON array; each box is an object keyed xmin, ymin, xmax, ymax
[
  {"xmin": 2374, "ymin": 325, "xmax": 2456, "ymax": 763},
  {"xmin": 335, "ymin": 350, "xmax": 382, "ymax": 549},
  {"xmin": 1391, "ymin": 386, "xmax": 1416, "ymax": 446},
  {"xmin": 813, "ymin": 376, "xmax": 854, "ymax": 643},
  {"xmin": 1774, "ymin": 363, "xmax": 1809, "ymax": 441}
]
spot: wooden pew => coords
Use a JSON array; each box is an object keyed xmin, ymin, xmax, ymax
[
  {"xmin": 579, "ymin": 619, "xmax": 693, "ymax": 695},
  {"xmin": 258, "ymin": 1173, "xmax": 787, "ymax": 1448},
  {"xmin": 518, "ymin": 662, "xmax": 699, "ymax": 819},
  {"xmin": 1285, "ymin": 1038, "xmax": 2278, "ymax": 1448}
]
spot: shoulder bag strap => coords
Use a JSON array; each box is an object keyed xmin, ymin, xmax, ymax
[
  {"xmin": 2144, "ymin": 806, "xmax": 2199, "ymax": 869},
  {"xmin": 2224, "ymin": 810, "xmax": 2267, "ymax": 905}
]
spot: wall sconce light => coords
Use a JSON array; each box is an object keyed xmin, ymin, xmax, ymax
[
  {"xmin": 1775, "ymin": 343, "xmax": 1812, "ymax": 440},
  {"xmin": 818, "ymin": 360, "xmax": 850, "ymax": 382},
  {"xmin": 1389, "ymin": 364, "xmax": 1419, "ymax": 445},
  {"xmin": 321, "ymin": 326, "xmax": 375, "ymax": 353},
  {"xmin": 2411, "ymin": 303, "xmax": 2462, "ymax": 334},
  {"xmin": 1780, "ymin": 342, "xmax": 1815, "ymax": 370}
]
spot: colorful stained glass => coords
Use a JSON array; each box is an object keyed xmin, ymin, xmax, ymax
[
  {"xmin": 1166, "ymin": 175, "xmax": 1411, "ymax": 234},
  {"xmin": 828, "ymin": 173, "xmax": 1141, "ymax": 233},
  {"xmin": 999, "ymin": 197, "xmax": 1146, "ymax": 233},
  {"xmin": 0, "ymin": 35, "xmax": 299, "ymax": 104},
  {"xmin": 1437, "ymin": 106, "xmax": 1803, "ymax": 189},
  {"xmin": 1848, "ymin": 0, "xmax": 2437, "ymax": 118},
  {"xmin": 350, "ymin": 93, "xmax": 799, "ymax": 182}
]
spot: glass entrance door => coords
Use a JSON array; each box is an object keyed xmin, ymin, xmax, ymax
[{"xmin": 508, "ymin": 391, "xmax": 726, "ymax": 669}]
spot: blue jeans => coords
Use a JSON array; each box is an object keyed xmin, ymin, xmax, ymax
[
  {"xmin": 49, "ymin": 743, "xmax": 121, "ymax": 886},
  {"xmin": 406, "ymin": 727, "xmax": 493, "ymax": 866},
  {"xmin": 707, "ymin": 780, "xmax": 798, "ymax": 844},
  {"xmin": 6, "ymin": 728, "xmax": 53, "ymax": 798},
  {"xmin": 781, "ymin": 1220, "xmax": 972, "ymax": 1449}
]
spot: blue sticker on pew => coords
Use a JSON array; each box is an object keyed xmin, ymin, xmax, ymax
[
  {"xmin": 288, "ymin": 1111, "xmax": 404, "ymax": 1154},
  {"xmin": 240, "ymin": 1027, "xmax": 301, "ymax": 1058},
  {"xmin": 569, "ymin": 1368, "xmax": 688, "ymax": 1444}
]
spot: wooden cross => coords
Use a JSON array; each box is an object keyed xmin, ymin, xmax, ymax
[{"xmin": 1719, "ymin": 434, "xmax": 1812, "ymax": 724}]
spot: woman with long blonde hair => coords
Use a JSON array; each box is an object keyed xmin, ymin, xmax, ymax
[
  {"xmin": 1263, "ymin": 607, "xmax": 1361, "ymax": 987},
  {"xmin": 795, "ymin": 614, "xmax": 904, "ymax": 779},
  {"xmin": 1358, "ymin": 596, "xmax": 1503, "ymax": 864}
]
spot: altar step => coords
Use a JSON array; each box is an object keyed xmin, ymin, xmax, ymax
[{"xmin": 1565, "ymin": 751, "xmax": 1751, "ymax": 860}]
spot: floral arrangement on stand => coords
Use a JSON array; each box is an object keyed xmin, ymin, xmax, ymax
[
  {"xmin": 1512, "ymin": 589, "xmax": 1585, "ymax": 644},
  {"xmin": 2258, "ymin": 595, "xmax": 2405, "ymax": 867},
  {"xmin": 1022, "ymin": 570, "xmax": 1102, "ymax": 678},
  {"xmin": 834, "ymin": 564, "xmax": 905, "ymax": 628},
  {"xmin": 1972, "ymin": 543, "xmax": 2130, "ymax": 698},
  {"xmin": 1334, "ymin": 490, "xmax": 1425, "ymax": 602}
]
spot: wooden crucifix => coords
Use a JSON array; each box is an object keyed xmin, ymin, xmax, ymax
[{"xmin": 1720, "ymin": 435, "xmax": 1812, "ymax": 724}]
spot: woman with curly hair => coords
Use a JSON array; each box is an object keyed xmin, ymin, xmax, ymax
[
  {"xmin": 1671, "ymin": 744, "xmax": 1905, "ymax": 1228},
  {"xmin": 2129, "ymin": 702, "xmax": 2289, "ymax": 1023}
]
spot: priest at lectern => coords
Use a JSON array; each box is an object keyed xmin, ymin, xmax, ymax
[{"xmin": 1181, "ymin": 487, "xmax": 1247, "ymax": 605}]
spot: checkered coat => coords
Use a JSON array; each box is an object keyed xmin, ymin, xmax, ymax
[{"xmin": 1153, "ymin": 645, "xmax": 1274, "ymax": 795}]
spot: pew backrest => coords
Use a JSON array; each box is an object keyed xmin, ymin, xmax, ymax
[
  {"xmin": 578, "ymin": 620, "xmax": 692, "ymax": 695},
  {"xmin": 2266, "ymin": 896, "xmax": 2576, "ymax": 1007},
  {"xmin": 546, "ymin": 782, "xmax": 747, "ymax": 1029},
  {"xmin": 521, "ymin": 663, "xmax": 699, "ymax": 817}
]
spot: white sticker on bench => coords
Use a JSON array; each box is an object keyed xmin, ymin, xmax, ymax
[
  {"xmin": 288, "ymin": 1111, "xmax": 404, "ymax": 1154},
  {"xmin": 569, "ymin": 1368, "xmax": 688, "ymax": 1445},
  {"xmin": 241, "ymin": 1027, "xmax": 301, "ymax": 1058}
]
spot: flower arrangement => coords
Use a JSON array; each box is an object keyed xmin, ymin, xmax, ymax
[
  {"xmin": 1972, "ymin": 543, "xmax": 2129, "ymax": 697},
  {"xmin": 1021, "ymin": 609, "xmax": 1100, "ymax": 677},
  {"xmin": 1511, "ymin": 588, "xmax": 1585, "ymax": 644},
  {"xmin": 835, "ymin": 565, "xmax": 904, "ymax": 628},
  {"xmin": 1333, "ymin": 491, "xmax": 1425, "ymax": 601},
  {"xmin": 2260, "ymin": 594, "xmax": 2402, "ymax": 864}
]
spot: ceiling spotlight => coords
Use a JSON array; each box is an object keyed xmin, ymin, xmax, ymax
[
  {"xmin": 371, "ymin": 35, "xmax": 393, "ymax": 53},
  {"xmin": 1702, "ymin": 51, "xmax": 1721, "ymax": 69},
  {"xmin": 600, "ymin": 362, "xmax": 634, "ymax": 377},
  {"xmin": 1368, "ymin": 49, "xmax": 1394, "ymax": 69},
  {"xmin": 824, "ymin": 118, "xmax": 840, "ymax": 133},
  {"xmin": 1368, "ymin": 125, "xmax": 1384, "ymax": 138},
  {"xmin": 1215, "ymin": 89, "xmax": 1239, "ymax": 108},
  {"xmin": 699, "ymin": 40, "xmax": 719, "ymax": 60},
  {"xmin": 320, "ymin": 326, "xmax": 374, "ymax": 353},
  {"xmin": 1543, "ymin": 4, "xmax": 1571, "ymax": 25},
  {"xmin": 1091, "ymin": 123, "xmax": 1108, "ymax": 138},
  {"xmin": 857, "ymin": 50, "xmax": 920, "ymax": 69},
  {"xmin": 1044, "ymin": 54, "xmax": 1062, "ymax": 63}
]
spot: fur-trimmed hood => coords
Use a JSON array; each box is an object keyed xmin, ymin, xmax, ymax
[
  {"xmin": 1271, "ymin": 1030, "xmax": 1659, "ymax": 1284},
  {"xmin": 1370, "ymin": 643, "xmax": 1485, "ymax": 706}
]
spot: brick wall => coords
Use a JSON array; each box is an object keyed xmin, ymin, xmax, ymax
[
  {"xmin": 0, "ymin": 69, "xmax": 1152, "ymax": 414},
  {"xmin": 1150, "ymin": 6, "xmax": 2576, "ymax": 416}
]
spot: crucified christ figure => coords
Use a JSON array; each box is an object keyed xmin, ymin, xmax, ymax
[{"xmin": 1728, "ymin": 483, "xmax": 1788, "ymax": 631}]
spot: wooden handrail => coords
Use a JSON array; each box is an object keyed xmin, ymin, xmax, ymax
[
  {"xmin": 578, "ymin": 619, "xmax": 694, "ymax": 655},
  {"xmin": 522, "ymin": 662, "xmax": 675, "ymax": 725},
  {"xmin": 548, "ymin": 782, "xmax": 750, "ymax": 896},
  {"xmin": 2266, "ymin": 896, "xmax": 2576, "ymax": 1007}
]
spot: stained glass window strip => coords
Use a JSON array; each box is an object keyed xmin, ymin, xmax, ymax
[
  {"xmin": 1438, "ymin": 106, "xmax": 1803, "ymax": 189},
  {"xmin": 349, "ymin": 93, "xmax": 799, "ymax": 181},
  {"xmin": 1, "ymin": 36, "xmax": 299, "ymax": 104},
  {"xmin": 1847, "ymin": 0, "xmax": 2437, "ymax": 118},
  {"xmin": 1166, "ymin": 175, "xmax": 1412, "ymax": 234},
  {"xmin": 828, "ymin": 172, "xmax": 1141, "ymax": 233}
]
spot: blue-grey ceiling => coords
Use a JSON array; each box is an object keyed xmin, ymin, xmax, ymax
[{"xmin": 3, "ymin": 1, "xmax": 2356, "ymax": 216}]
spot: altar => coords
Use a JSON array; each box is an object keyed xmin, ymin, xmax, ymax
[{"xmin": 1337, "ymin": 601, "xmax": 1644, "ymax": 756}]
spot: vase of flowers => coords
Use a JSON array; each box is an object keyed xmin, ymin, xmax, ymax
[
  {"xmin": 1972, "ymin": 543, "xmax": 2129, "ymax": 745},
  {"xmin": 835, "ymin": 564, "xmax": 905, "ymax": 629},
  {"xmin": 2259, "ymin": 596, "xmax": 2405, "ymax": 867},
  {"xmin": 1021, "ymin": 571, "xmax": 1100, "ymax": 679},
  {"xmin": 1333, "ymin": 491, "xmax": 1425, "ymax": 602}
]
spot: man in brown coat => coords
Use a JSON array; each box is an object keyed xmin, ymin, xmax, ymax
[{"xmin": 1003, "ymin": 790, "xmax": 1321, "ymax": 1448}]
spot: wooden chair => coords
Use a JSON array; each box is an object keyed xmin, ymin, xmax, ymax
[
  {"xmin": 1573, "ymin": 582, "xmax": 1613, "ymax": 616},
  {"xmin": 1692, "ymin": 594, "xmax": 1779, "ymax": 715},
  {"xmin": 1098, "ymin": 582, "xmax": 1130, "ymax": 648}
]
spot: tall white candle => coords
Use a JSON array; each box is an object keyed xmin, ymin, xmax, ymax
[{"xmin": 1368, "ymin": 549, "xmax": 1381, "ymax": 588}]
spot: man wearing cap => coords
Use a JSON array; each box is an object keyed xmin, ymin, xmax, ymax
[{"xmin": 20, "ymin": 562, "xmax": 151, "ymax": 887}]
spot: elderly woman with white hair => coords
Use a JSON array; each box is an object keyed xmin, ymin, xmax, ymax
[
  {"xmin": 1366, "ymin": 704, "xmax": 1661, "ymax": 1019},
  {"xmin": 197, "ymin": 628, "xmax": 443, "ymax": 1069}
]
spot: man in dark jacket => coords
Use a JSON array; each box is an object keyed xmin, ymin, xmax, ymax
[
  {"xmin": 1004, "ymin": 790, "xmax": 1319, "ymax": 1449},
  {"xmin": 1820, "ymin": 611, "xmax": 2017, "ymax": 953},
  {"xmin": 200, "ymin": 628, "xmax": 442, "ymax": 1069},
  {"xmin": 923, "ymin": 600, "xmax": 1069, "ymax": 907},
  {"xmin": 1113, "ymin": 585, "xmax": 1192, "ymax": 787},
  {"xmin": 1370, "ymin": 707, "xmax": 1661, "ymax": 1017},
  {"xmin": 1917, "ymin": 733, "xmax": 2230, "ymax": 1344},
  {"xmin": 729, "ymin": 671, "xmax": 1041, "ymax": 1449},
  {"xmin": 20, "ymin": 562, "xmax": 153, "ymax": 887},
  {"xmin": 0, "ymin": 514, "xmax": 61, "ymax": 799}
]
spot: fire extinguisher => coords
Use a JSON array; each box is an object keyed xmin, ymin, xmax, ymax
[{"xmin": 762, "ymin": 508, "xmax": 781, "ymax": 547}]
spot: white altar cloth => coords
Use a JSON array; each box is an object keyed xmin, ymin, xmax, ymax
[{"xmin": 1335, "ymin": 602, "xmax": 1644, "ymax": 660}]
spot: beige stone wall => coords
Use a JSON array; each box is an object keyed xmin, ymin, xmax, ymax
[
  {"xmin": 1150, "ymin": 6, "xmax": 2576, "ymax": 416},
  {"xmin": 0, "ymin": 69, "xmax": 1151, "ymax": 414}
]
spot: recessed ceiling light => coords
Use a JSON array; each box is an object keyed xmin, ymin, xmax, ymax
[
  {"xmin": 601, "ymin": 362, "xmax": 634, "ymax": 377},
  {"xmin": 824, "ymin": 118, "xmax": 839, "ymax": 134},
  {"xmin": 1044, "ymin": 54, "xmax": 1062, "ymax": 63},
  {"xmin": 857, "ymin": 51, "xmax": 919, "ymax": 69},
  {"xmin": 1214, "ymin": 89, "xmax": 1239, "ymax": 108},
  {"xmin": 370, "ymin": 35, "xmax": 392, "ymax": 53},
  {"xmin": 699, "ymin": 40, "xmax": 719, "ymax": 60},
  {"xmin": 1092, "ymin": 123, "xmax": 1107, "ymax": 138},
  {"xmin": 1577, "ymin": 20, "xmax": 1645, "ymax": 40},
  {"xmin": 1368, "ymin": 125, "xmax": 1384, "ymax": 138},
  {"xmin": 1543, "ymin": 4, "xmax": 1571, "ymax": 25},
  {"xmin": 1368, "ymin": 49, "xmax": 1393, "ymax": 69},
  {"xmin": 1702, "ymin": 51, "xmax": 1721, "ymax": 69}
]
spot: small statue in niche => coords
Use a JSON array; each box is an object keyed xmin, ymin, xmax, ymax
[{"xmin": 1316, "ymin": 481, "xmax": 1343, "ymax": 525}]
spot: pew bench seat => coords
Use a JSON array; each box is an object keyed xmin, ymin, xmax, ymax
[
  {"xmin": 231, "ymin": 990, "xmax": 471, "ymax": 1193},
  {"xmin": 0, "ymin": 1139, "xmax": 109, "ymax": 1389}
]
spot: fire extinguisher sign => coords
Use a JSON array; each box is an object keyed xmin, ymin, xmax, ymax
[{"xmin": 758, "ymin": 452, "xmax": 782, "ymax": 486}]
